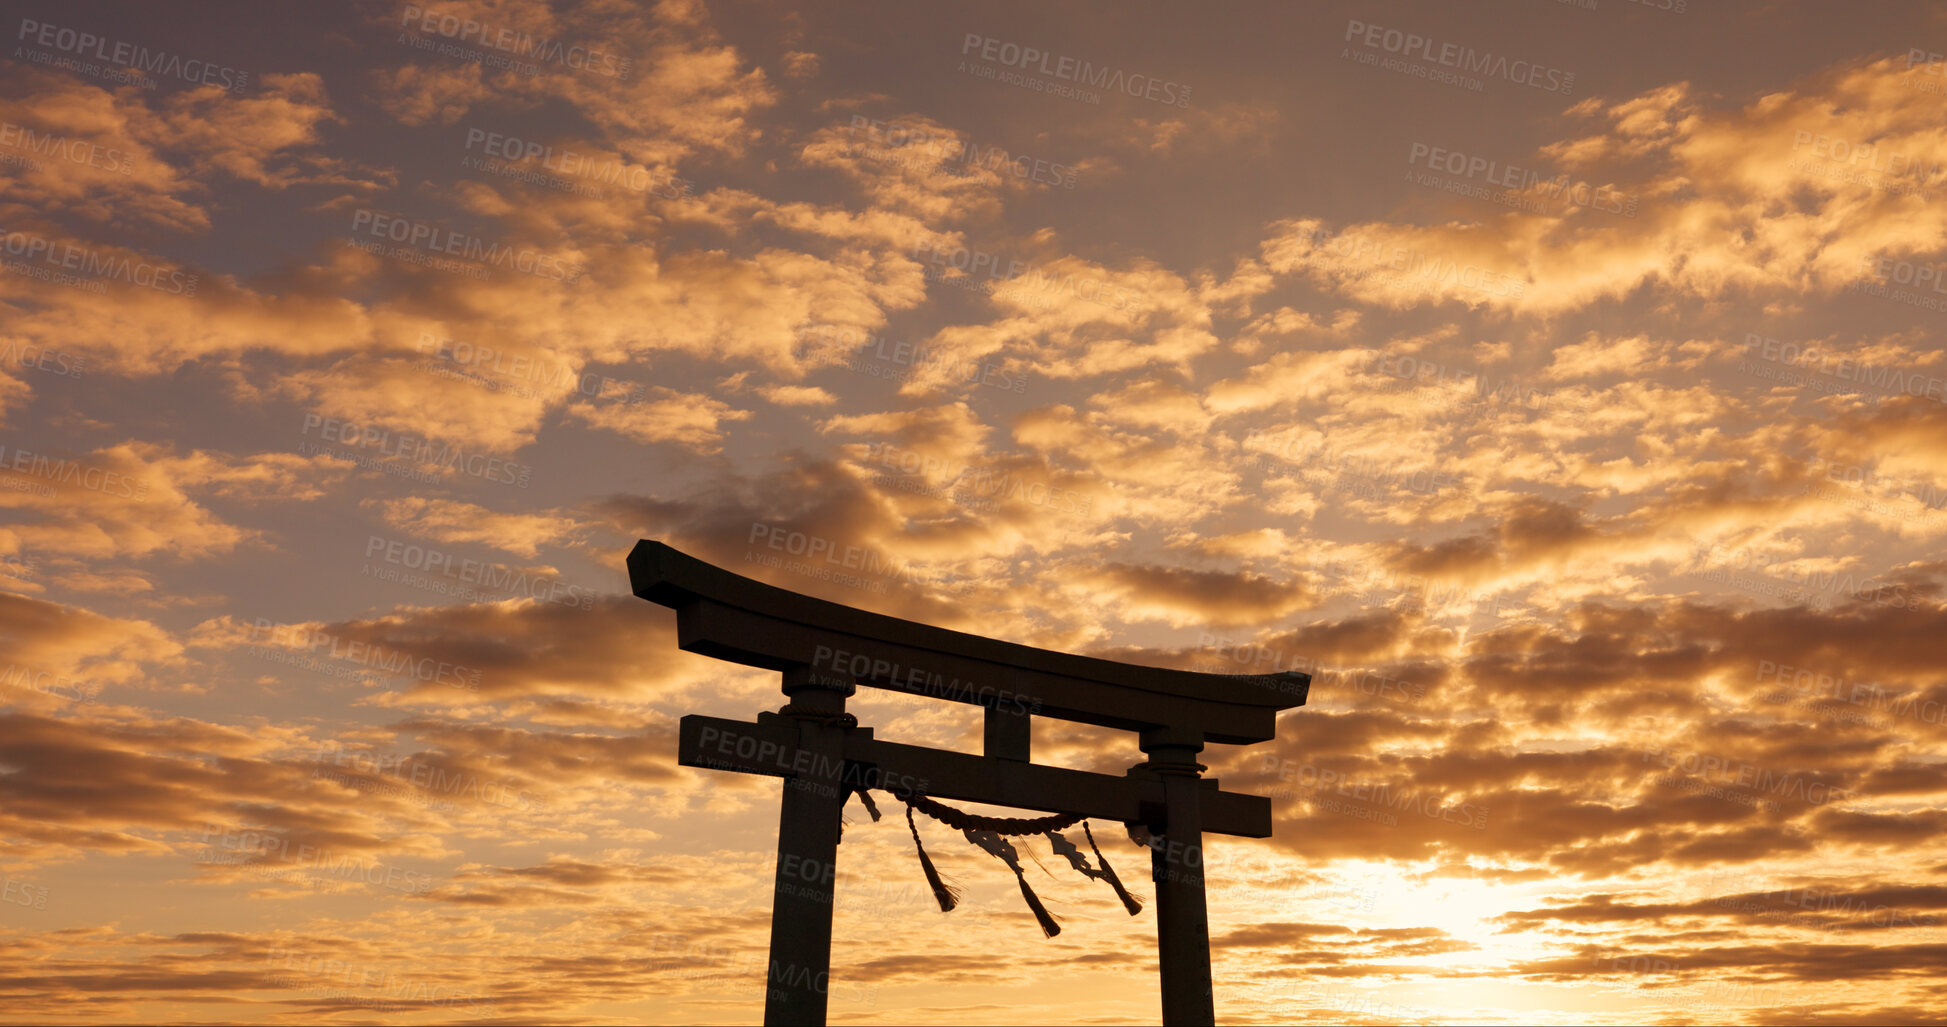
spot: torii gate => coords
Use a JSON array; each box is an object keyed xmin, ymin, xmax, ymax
[{"xmin": 630, "ymin": 540, "xmax": 1310, "ymax": 1026}]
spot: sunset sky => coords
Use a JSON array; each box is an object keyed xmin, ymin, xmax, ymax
[{"xmin": 4, "ymin": 0, "xmax": 1947, "ymax": 1023}]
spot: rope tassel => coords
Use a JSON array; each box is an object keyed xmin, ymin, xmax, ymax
[
  {"xmin": 1085, "ymin": 821, "xmax": 1144, "ymax": 916},
  {"xmin": 1013, "ymin": 871, "xmax": 1061, "ymax": 939},
  {"xmin": 966, "ymin": 829, "xmax": 1062, "ymax": 938},
  {"xmin": 905, "ymin": 803, "xmax": 959, "ymax": 912}
]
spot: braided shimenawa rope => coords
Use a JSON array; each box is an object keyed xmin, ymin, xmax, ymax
[{"xmin": 901, "ymin": 791, "xmax": 1084, "ymax": 836}]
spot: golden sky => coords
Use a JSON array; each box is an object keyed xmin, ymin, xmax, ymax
[{"xmin": 4, "ymin": 0, "xmax": 1947, "ymax": 1023}]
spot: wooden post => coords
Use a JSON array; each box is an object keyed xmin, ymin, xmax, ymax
[
  {"xmin": 763, "ymin": 668, "xmax": 851, "ymax": 1027},
  {"xmin": 984, "ymin": 705, "xmax": 1031, "ymax": 761},
  {"xmin": 1142, "ymin": 728, "xmax": 1213, "ymax": 1027}
]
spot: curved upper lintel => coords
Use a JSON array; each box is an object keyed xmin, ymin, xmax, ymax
[{"xmin": 628, "ymin": 540, "xmax": 1308, "ymax": 744}]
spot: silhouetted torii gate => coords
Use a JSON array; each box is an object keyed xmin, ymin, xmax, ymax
[{"xmin": 630, "ymin": 541, "xmax": 1309, "ymax": 1026}]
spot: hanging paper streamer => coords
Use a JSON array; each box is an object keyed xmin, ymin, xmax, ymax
[
  {"xmin": 965, "ymin": 829, "xmax": 1062, "ymax": 938},
  {"xmin": 1047, "ymin": 824, "xmax": 1144, "ymax": 916},
  {"xmin": 1046, "ymin": 830, "xmax": 1095, "ymax": 878}
]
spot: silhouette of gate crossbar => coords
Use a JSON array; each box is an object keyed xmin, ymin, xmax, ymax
[{"xmin": 631, "ymin": 540, "xmax": 1310, "ymax": 1026}]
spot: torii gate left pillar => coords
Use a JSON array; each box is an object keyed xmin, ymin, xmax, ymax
[{"xmin": 762, "ymin": 667, "xmax": 851, "ymax": 1025}]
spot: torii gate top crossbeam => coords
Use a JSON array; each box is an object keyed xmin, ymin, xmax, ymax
[{"xmin": 628, "ymin": 540, "xmax": 1309, "ymax": 744}]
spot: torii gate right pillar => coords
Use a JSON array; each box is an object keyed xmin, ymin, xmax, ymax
[{"xmin": 1141, "ymin": 726, "xmax": 1214, "ymax": 1027}]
